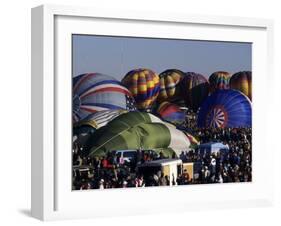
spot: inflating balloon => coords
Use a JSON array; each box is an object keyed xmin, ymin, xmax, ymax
[
  {"xmin": 180, "ymin": 72, "xmax": 210, "ymax": 111},
  {"xmin": 197, "ymin": 90, "xmax": 252, "ymax": 128},
  {"xmin": 230, "ymin": 71, "xmax": 252, "ymax": 100},
  {"xmin": 157, "ymin": 69, "xmax": 185, "ymax": 104},
  {"xmin": 73, "ymin": 73, "xmax": 136, "ymax": 122},
  {"xmin": 85, "ymin": 111, "xmax": 196, "ymax": 157},
  {"xmin": 74, "ymin": 109, "xmax": 128, "ymax": 130},
  {"xmin": 209, "ymin": 71, "xmax": 231, "ymax": 93},
  {"xmin": 122, "ymin": 68, "xmax": 160, "ymax": 111},
  {"xmin": 156, "ymin": 101, "xmax": 185, "ymax": 125},
  {"xmin": 73, "ymin": 110, "xmax": 128, "ymax": 149}
]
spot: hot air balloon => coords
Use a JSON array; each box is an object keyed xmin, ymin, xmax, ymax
[
  {"xmin": 180, "ymin": 72, "xmax": 210, "ymax": 111},
  {"xmin": 73, "ymin": 73, "xmax": 136, "ymax": 122},
  {"xmin": 74, "ymin": 109, "xmax": 127, "ymax": 130},
  {"xmin": 85, "ymin": 111, "xmax": 196, "ymax": 157},
  {"xmin": 209, "ymin": 71, "xmax": 231, "ymax": 93},
  {"xmin": 121, "ymin": 68, "xmax": 160, "ymax": 111},
  {"xmin": 156, "ymin": 101, "xmax": 185, "ymax": 125},
  {"xmin": 73, "ymin": 110, "xmax": 128, "ymax": 148},
  {"xmin": 230, "ymin": 71, "xmax": 252, "ymax": 100},
  {"xmin": 157, "ymin": 69, "xmax": 185, "ymax": 104},
  {"xmin": 197, "ymin": 90, "xmax": 252, "ymax": 128}
]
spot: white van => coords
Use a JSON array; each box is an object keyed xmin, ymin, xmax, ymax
[{"xmin": 115, "ymin": 150, "xmax": 137, "ymax": 164}]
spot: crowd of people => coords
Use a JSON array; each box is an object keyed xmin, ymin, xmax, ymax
[
  {"xmin": 72, "ymin": 112, "xmax": 252, "ymax": 190},
  {"xmin": 72, "ymin": 149, "xmax": 169, "ymax": 189},
  {"xmin": 179, "ymin": 127, "xmax": 252, "ymax": 184}
]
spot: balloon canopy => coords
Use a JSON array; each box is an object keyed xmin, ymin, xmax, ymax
[
  {"xmin": 230, "ymin": 71, "xmax": 252, "ymax": 100},
  {"xmin": 157, "ymin": 69, "xmax": 185, "ymax": 104},
  {"xmin": 74, "ymin": 109, "xmax": 128, "ymax": 130},
  {"xmin": 85, "ymin": 111, "xmax": 195, "ymax": 157},
  {"xmin": 73, "ymin": 73, "xmax": 136, "ymax": 122},
  {"xmin": 156, "ymin": 101, "xmax": 185, "ymax": 125},
  {"xmin": 73, "ymin": 110, "xmax": 128, "ymax": 149},
  {"xmin": 209, "ymin": 71, "xmax": 231, "ymax": 93},
  {"xmin": 197, "ymin": 90, "xmax": 252, "ymax": 128},
  {"xmin": 121, "ymin": 68, "xmax": 160, "ymax": 111},
  {"xmin": 180, "ymin": 72, "xmax": 210, "ymax": 111}
]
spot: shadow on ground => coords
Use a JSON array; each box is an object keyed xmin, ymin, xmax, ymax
[{"xmin": 18, "ymin": 209, "xmax": 31, "ymax": 217}]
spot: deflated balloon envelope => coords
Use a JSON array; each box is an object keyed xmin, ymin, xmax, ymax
[
  {"xmin": 73, "ymin": 110, "xmax": 128, "ymax": 150},
  {"xmin": 73, "ymin": 73, "xmax": 136, "ymax": 122},
  {"xmin": 74, "ymin": 109, "xmax": 128, "ymax": 130},
  {"xmin": 85, "ymin": 111, "xmax": 196, "ymax": 157},
  {"xmin": 197, "ymin": 89, "xmax": 252, "ymax": 128}
]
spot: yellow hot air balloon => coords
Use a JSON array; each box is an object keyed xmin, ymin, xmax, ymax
[
  {"xmin": 157, "ymin": 69, "xmax": 185, "ymax": 104},
  {"xmin": 230, "ymin": 71, "xmax": 252, "ymax": 100}
]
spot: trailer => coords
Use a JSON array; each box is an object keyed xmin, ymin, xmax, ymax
[{"xmin": 137, "ymin": 159, "xmax": 182, "ymax": 186}]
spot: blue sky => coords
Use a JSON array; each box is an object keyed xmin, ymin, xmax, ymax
[{"xmin": 72, "ymin": 35, "xmax": 251, "ymax": 80}]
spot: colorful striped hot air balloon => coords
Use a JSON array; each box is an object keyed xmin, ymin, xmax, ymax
[
  {"xmin": 122, "ymin": 68, "xmax": 160, "ymax": 111},
  {"xmin": 230, "ymin": 71, "xmax": 252, "ymax": 100},
  {"xmin": 156, "ymin": 101, "xmax": 185, "ymax": 125},
  {"xmin": 197, "ymin": 90, "xmax": 252, "ymax": 128},
  {"xmin": 209, "ymin": 71, "xmax": 231, "ymax": 93},
  {"xmin": 73, "ymin": 73, "xmax": 136, "ymax": 122},
  {"xmin": 180, "ymin": 72, "xmax": 210, "ymax": 111},
  {"xmin": 157, "ymin": 69, "xmax": 185, "ymax": 104}
]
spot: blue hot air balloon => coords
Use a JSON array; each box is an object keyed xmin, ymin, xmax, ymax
[{"xmin": 197, "ymin": 90, "xmax": 252, "ymax": 128}]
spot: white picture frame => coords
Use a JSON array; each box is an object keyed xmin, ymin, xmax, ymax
[{"xmin": 31, "ymin": 4, "xmax": 274, "ymax": 221}]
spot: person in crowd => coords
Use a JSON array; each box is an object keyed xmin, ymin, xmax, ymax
[
  {"xmin": 72, "ymin": 110, "xmax": 252, "ymax": 190},
  {"xmin": 159, "ymin": 172, "xmax": 168, "ymax": 186}
]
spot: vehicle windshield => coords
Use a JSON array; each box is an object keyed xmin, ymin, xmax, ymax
[{"xmin": 123, "ymin": 151, "xmax": 136, "ymax": 158}]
